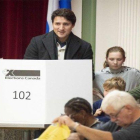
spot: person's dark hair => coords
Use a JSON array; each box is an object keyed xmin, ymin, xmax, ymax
[
  {"xmin": 51, "ymin": 8, "xmax": 76, "ymax": 25},
  {"xmin": 65, "ymin": 97, "xmax": 92, "ymax": 114},
  {"xmin": 104, "ymin": 46, "xmax": 126, "ymax": 68}
]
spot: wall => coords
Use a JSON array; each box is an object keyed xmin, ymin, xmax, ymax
[
  {"xmin": 96, "ymin": 0, "xmax": 140, "ymax": 71},
  {"xmin": 82, "ymin": 0, "xmax": 96, "ymax": 63},
  {"xmin": 71, "ymin": 0, "xmax": 82, "ymax": 38}
]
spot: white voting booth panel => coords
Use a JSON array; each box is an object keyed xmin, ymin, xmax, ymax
[{"xmin": 0, "ymin": 60, "xmax": 92, "ymax": 128}]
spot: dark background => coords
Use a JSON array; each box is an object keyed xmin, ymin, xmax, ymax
[{"xmin": 0, "ymin": 0, "xmax": 48, "ymax": 59}]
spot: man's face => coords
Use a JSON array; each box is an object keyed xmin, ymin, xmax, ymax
[
  {"xmin": 106, "ymin": 52, "xmax": 125, "ymax": 70},
  {"xmin": 105, "ymin": 105, "xmax": 132, "ymax": 127},
  {"xmin": 52, "ymin": 16, "xmax": 75, "ymax": 42},
  {"xmin": 64, "ymin": 107, "xmax": 86, "ymax": 125}
]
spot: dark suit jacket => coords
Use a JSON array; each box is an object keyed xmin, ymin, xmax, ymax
[
  {"xmin": 24, "ymin": 31, "xmax": 94, "ymax": 78},
  {"xmin": 24, "ymin": 31, "xmax": 93, "ymax": 60}
]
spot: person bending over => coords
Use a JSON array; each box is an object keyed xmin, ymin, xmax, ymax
[
  {"xmin": 53, "ymin": 90, "xmax": 140, "ymax": 140},
  {"xmin": 64, "ymin": 97, "xmax": 102, "ymax": 140},
  {"xmin": 93, "ymin": 46, "xmax": 140, "ymax": 100}
]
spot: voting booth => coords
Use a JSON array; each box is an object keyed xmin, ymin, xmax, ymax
[{"xmin": 0, "ymin": 60, "xmax": 93, "ymax": 128}]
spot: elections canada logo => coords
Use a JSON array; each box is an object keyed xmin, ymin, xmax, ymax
[{"xmin": 3, "ymin": 69, "xmax": 40, "ymax": 80}]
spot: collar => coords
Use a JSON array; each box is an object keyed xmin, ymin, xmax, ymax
[
  {"xmin": 57, "ymin": 41, "xmax": 66, "ymax": 48},
  {"xmin": 90, "ymin": 118, "xmax": 100, "ymax": 127},
  {"xmin": 103, "ymin": 66, "xmax": 127, "ymax": 74},
  {"xmin": 53, "ymin": 31, "xmax": 73, "ymax": 47}
]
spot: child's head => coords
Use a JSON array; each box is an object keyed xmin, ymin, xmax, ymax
[{"xmin": 103, "ymin": 77, "xmax": 126, "ymax": 96}]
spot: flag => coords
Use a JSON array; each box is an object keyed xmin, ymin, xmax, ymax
[
  {"xmin": 59, "ymin": 0, "xmax": 71, "ymax": 9},
  {"xmin": 46, "ymin": 0, "xmax": 59, "ymax": 33},
  {"xmin": 46, "ymin": 0, "xmax": 71, "ymax": 33}
]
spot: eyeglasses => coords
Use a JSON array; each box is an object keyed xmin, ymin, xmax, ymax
[{"xmin": 109, "ymin": 106, "xmax": 125, "ymax": 119}]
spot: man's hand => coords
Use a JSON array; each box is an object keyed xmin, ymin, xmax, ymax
[{"xmin": 52, "ymin": 115, "xmax": 75, "ymax": 130}]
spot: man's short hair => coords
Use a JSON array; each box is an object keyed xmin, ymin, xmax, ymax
[
  {"xmin": 101, "ymin": 90, "xmax": 137, "ymax": 111},
  {"xmin": 103, "ymin": 77, "xmax": 126, "ymax": 91},
  {"xmin": 51, "ymin": 8, "xmax": 76, "ymax": 25},
  {"xmin": 65, "ymin": 97, "xmax": 92, "ymax": 114}
]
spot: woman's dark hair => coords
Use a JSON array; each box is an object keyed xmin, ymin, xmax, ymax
[
  {"xmin": 51, "ymin": 8, "xmax": 76, "ymax": 25},
  {"xmin": 65, "ymin": 97, "xmax": 92, "ymax": 114},
  {"xmin": 103, "ymin": 46, "xmax": 126, "ymax": 68}
]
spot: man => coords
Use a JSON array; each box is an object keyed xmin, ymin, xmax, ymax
[
  {"xmin": 24, "ymin": 9, "xmax": 93, "ymax": 62},
  {"xmin": 24, "ymin": 8, "xmax": 94, "ymax": 138},
  {"xmin": 53, "ymin": 90, "xmax": 140, "ymax": 140}
]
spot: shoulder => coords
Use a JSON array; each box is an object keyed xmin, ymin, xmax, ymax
[
  {"xmin": 123, "ymin": 66, "xmax": 140, "ymax": 74},
  {"xmin": 30, "ymin": 31, "xmax": 54, "ymax": 44},
  {"xmin": 95, "ymin": 67, "xmax": 109, "ymax": 75},
  {"xmin": 97, "ymin": 121, "xmax": 121, "ymax": 132},
  {"xmin": 93, "ymin": 99, "xmax": 102, "ymax": 106},
  {"xmin": 130, "ymin": 67, "xmax": 140, "ymax": 73},
  {"xmin": 71, "ymin": 33, "xmax": 91, "ymax": 46},
  {"xmin": 112, "ymin": 118, "xmax": 140, "ymax": 139},
  {"xmin": 32, "ymin": 32, "xmax": 52, "ymax": 41},
  {"xmin": 93, "ymin": 100, "xmax": 102, "ymax": 111},
  {"xmin": 124, "ymin": 118, "xmax": 140, "ymax": 131},
  {"xmin": 94, "ymin": 68, "xmax": 110, "ymax": 83},
  {"xmin": 132, "ymin": 118, "xmax": 140, "ymax": 125},
  {"xmin": 91, "ymin": 121, "xmax": 104, "ymax": 129},
  {"xmin": 123, "ymin": 66, "xmax": 138, "ymax": 71}
]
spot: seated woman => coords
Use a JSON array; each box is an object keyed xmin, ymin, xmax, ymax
[
  {"xmin": 93, "ymin": 46, "xmax": 140, "ymax": 98},
  {"xmin": 64, "ymin": 97, "xmax": 103, "ymax": 140}
]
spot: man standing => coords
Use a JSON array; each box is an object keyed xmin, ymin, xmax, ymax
[
  {"xmin": 24, "ymin": 9, "xmax": 93, "ymax": 63},
  {"xmin": 24, "ymin": 9, "xmax": 94, "ymax": 138},
  {"xmin": 53, "ymin": 90, "xmax": 140, "ymax": 140}
]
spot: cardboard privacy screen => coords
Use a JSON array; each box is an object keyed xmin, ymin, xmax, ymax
[{"xmin": 0, "ymin": 60, "xmax": 92, "ymax": 128}]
